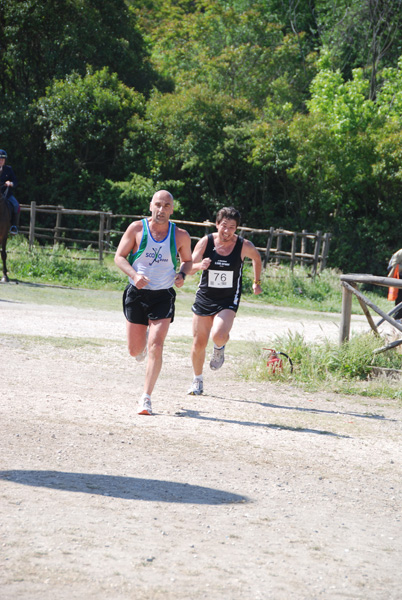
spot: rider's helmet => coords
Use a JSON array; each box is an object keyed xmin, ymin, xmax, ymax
[{"xmin": 0, "ymin": 149, "xmax": 7, "ymax": 159}]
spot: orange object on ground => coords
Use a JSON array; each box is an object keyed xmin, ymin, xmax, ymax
[{"xmin": 388, "ymin": 264, "xmax": 399, "ymax": 301}]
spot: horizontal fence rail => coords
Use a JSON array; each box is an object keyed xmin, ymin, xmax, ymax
[{"xmin": 19, "ymin": 202, "xmax": 331, "ymax": 273}]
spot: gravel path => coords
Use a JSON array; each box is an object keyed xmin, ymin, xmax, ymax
[{"xmin": 1, "ymin": 292, "xmax": 401, "ymax": 599}]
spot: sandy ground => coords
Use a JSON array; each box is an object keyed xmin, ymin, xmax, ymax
[
  {"xmin": 0, "ymin": 296, "xmax": 370, "ymax": 343},
  {"xmin": 1, "ymin": 291, "xmax": 401, "ymax": 599}
]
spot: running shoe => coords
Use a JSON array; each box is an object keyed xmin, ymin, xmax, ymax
[
  {"xmin": 136, "ymin": 328, "xmax": 149, "ymax": 363},
  {"xmin": 210, "ymin": 345, "xmax": 225, "ymax": 370},
  {"xmin": 138, "ymin": 395, "xmax": 152, "ymax": 415},
  {"xmin": 187, "ymin": 379, "xmax": 204, "ymax": 395},
  {"xmin": 9, "ymin": 225, "xmax": 18, "ymax": 235}
]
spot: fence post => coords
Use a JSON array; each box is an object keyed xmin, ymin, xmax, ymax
[
  {"xmin": 339, "ymin": 283, "xmax": 353, "ymax": 344},
  {"xmin": 276, "ymin": 230, "xmax": 283, "ymax": 264},
  {"xmin": 263, "ymin": 227, "xmax": 274, "ymax": 268},
  {"xmin": 54, "ymin": 205, "xmax": 63, "ymax": 245},
  {"xmin": 320, "ymin": 232, "xmax": 331, "ymax": 272},
  {"xmin": 311, "ymin": 230, "xmax": 322, "ymax": 277},
  {"xmin": 290, "ymin": 232, "xmax": 297, "ymax": 271},
  {"xmin": 301, "ymin": 230, "xmax": 307, "ymax": 266},
  {"xmin": 98, "ymin": 212, "xmax": 105, "ymax": 262},
  {"xmin": 105, "ymin": 212, "xmax": 112, "ymax": 251},
  {"xmin": 29, "ymin": 201, "xmax": 36, "ymax": 250}
]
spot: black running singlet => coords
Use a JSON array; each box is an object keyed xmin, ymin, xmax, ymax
[{"xmin": 192, "ymin": 234, "xmax": 244, "ymax": 314}]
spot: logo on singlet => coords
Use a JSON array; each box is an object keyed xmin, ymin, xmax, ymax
[{"xmin": 146, "ymin": 246, "xmax": 169, "ymax": 265}]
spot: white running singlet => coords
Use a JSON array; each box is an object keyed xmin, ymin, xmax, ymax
[{"xmin": 128, "ymin": 219, "xmax": 178, "ymax": 290}]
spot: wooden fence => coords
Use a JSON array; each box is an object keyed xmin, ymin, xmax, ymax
[
  {"xmin": 19, "ymin": 202, "xmax": 331, "ymax": 272},
  {"xmin": 340, "ymin": 273, "xmax": 402, "ymax": 352}
]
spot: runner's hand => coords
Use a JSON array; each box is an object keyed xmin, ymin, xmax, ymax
[
  {"xmin": 134, "ymin": 273, "xmax": 150, "ymax": 289},
  {"xmin": 199, "ymin": 258, "xmax": 211, "ymax": 270},
  {"xmin": 174, "ymin": 272, "xmax": 185, "ymax": 288}
]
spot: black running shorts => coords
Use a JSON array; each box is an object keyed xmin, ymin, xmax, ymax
[
  {"xmin": 191, "ymin": 293, "xmax": 239, "ymax": 316},
  {"xmin": 123, "ymin": 284, "xmax": 176, "ymax": 325}
]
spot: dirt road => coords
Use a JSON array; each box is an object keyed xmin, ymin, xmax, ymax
[
  {"xmin": 1, "ymin": 291, "xmax": 401, "ymax": 599},
  {"xmin": 0, "ymin": 295, "xmax": 369, "ymax": 343}
]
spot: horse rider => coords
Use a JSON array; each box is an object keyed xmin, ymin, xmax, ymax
[{"xmin": 0, "ymin": 149, "xmax": 20, "ymax": 235}]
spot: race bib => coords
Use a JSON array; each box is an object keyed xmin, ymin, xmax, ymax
[{"xmin": 208, "ymin": 270, "xmax": 233, "ymax": 288}]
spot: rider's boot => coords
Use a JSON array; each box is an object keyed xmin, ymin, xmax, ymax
[
  {"xmin": 10, "ymin": 211, "xmax": 18, "ymax": 235},
  {"xmin": 9, "ymin": 209, "xmax": 18, "ymax": 235}
]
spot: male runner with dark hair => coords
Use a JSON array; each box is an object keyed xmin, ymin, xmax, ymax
[{"xmin": 187, "ymin": 206, "xmax": 262, "ymax": 395}]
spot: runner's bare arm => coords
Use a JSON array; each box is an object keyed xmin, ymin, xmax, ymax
[
  {"xmin": 174, "ymin": 228, "xmax": 193, "ymax": 288},
  {"xmin": 188, "ymin": 236, "xmax": 211, "ymax": 275},
  {"xmin": 114, "ymin": 221, "xmax": 150, "ymax": 288},
  {"xmin": 242, "ymin": 239, "xmax": 263, "ymax": 295}
]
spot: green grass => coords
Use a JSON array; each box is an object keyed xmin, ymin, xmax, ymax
[
  {"xmin": 7, "ymin": 237, "xmax": 124, "ymax": 290},
  {"xmin": 238, "ymin": 330, "xmax": 402, "ymax": 402}
]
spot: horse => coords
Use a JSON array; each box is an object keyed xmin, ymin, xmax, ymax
[{"xmin": 0, "ymin": 189, "xmax": 11, "ymax": 283}]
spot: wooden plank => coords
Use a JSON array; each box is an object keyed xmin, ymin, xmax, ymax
[
  {"xmin": 370, "ymin": 365, "xmax": 402, "ymax": 377},
  {"xmin": 276, "ymin": 231, "xmax": 283, "ymax": 264},
  {"xmin": 263, "ymin": 227, "xmax": 274, "ymax": 268},
  {"xmin": 311, "ymin": 230, "xmax": 322, "ymax": 278},
  {"xmin": 54, "ymin": 206, "xmax": 62, "ymax": 245},
  {"xmin": 320, "ymin": 232, "xmax": 331, "ymax": 272},
  {"xmin": 301, "ymin": 230, "xmax": 307, "ymax": 266},
  {"xmin": 98, "ymin": 213, "xmax": 105, "ymax": 261},
  {"xmin": 376, "ymin": 301, "xmax": 402, "ymax": 327},
  {"xmin": 29, "ymin": 201, "xmax": 36, "ymax": 250},
  {"xmin": 356, "ymin": 296, "xmax": 379, "ymax": 336},
  {"xmin": 341, "ymin": 274, "xmax": 402, "ymax": 289},
  {"xmin": 290, "ymin": 232, "xmax": 297, "ymax": 271},
  {"xmin": 339, "ymin": 283, "xmax": 353, "ymax": 343},
  {"xmin": 372, "ymin": 339, "xmax": 402, "ymax": 355}
]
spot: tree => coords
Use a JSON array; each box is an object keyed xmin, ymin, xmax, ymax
[
  {"xmin": 136, "ymin": 0, "xmax": 317, "ymax": 111},
  {"xmin": 287, "ymin": 61, "xmax": 400, "ymax": 272},
  {"xmin": 139, "ymin": 86, "xmax": 256, "ymax": 220},
  {"xmin": 35, "ymin": 67, "xmax": 145, "ymax": 208},
  {"xmin": 0, "ymin": 0, "xmax": 154, "ymax": 100},
  {"xmin": 0, "ymin": 0, "xmax": 160, "ymax": 206},
  {"xmin": 315, "ymin": 0, "xmax": 402, "ymax": 99}
]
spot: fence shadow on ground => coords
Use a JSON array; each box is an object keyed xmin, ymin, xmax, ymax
[{"xmin": 174, "ymin": 409, "xmax": 350, "ymax": 438}]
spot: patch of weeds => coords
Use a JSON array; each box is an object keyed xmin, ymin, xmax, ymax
[{"xmin": 239, "ymin": 330, "xmax": 402, "ymax": 401}]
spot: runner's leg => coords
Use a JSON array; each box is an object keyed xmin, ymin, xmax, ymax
[
  {"xmin": 210, "ymin": 309, "xmax": 236, "ymax": 348},
  {"xmin": 191, "ymin": 314, "xmax": 214, "ymax": 376},
  {"xmin": 126, "ymin": 322, "xmax": 148, "ymax": 357},
  {"xmin": 143, "ymin": 318, "xmax": 171, "ymax": 396}
]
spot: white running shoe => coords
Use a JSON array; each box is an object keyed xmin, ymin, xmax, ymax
[
  {"xmin": 187, "ymin": 379, "xmax": 204, "ymax": 395},
  {"xmin": 138, "ymin": 395, "xmax": 152, "ymax": 415},
  {"xmin": 210, "ymin": 345, "xmax": 225, "ymax": 370},
  {"xmin": 136, "ymin": 328, "xmax": 149, "ymax": 363}
]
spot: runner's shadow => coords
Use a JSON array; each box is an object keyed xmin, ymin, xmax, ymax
[
  {"xmin": 206, "ymin": 394, "xmax": 394, "ymax": 422},
  {"xmin": 175, "ymin": 410, "xmax": 350, "ymax": 438},
  {"xmin": 0, "ymin": 470, "xmax": 248, "ymax": 505}
]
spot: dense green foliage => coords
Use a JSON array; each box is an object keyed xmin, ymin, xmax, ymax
[{"xmin": 2, "ymin": 0, "xmax": 402, "ymax": 273}]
